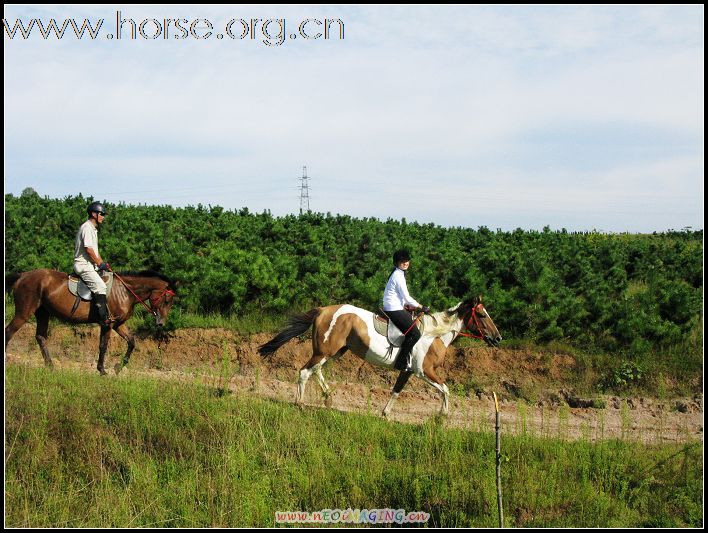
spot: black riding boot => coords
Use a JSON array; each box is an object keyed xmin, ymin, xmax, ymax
[
  {"xmin": 93, "ymin": 293, "xmax": 111, "ymax": 325},
  {"xmin": 394, "ymin": 331, "xmax": 420, "ymax": 371},
  {"xmin": 387, "ymin": 309, "xmax": 421, "ymax": 372},
  {"xmin": 394, "ymin": 345, "xmax": 411, "ymax": 371}
]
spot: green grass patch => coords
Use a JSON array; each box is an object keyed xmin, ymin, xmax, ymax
[
  {"xmin": 5, "ymin": 364, "xmax": 703, "ymax": 527},
  {"xmin": 157, "ymin": 308, "xmax": 284, "ymax": 335}
]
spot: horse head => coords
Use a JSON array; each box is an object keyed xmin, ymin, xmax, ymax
[
  {"xmin": 454, "ymin": 296, "xmax": 502, "ymax": 347},
  {"xmin": 119, "ymin": 270, "xmax": 179, "ymax": 327},
  {"xmin": 148, "ymin": 281, "xmax": 179, "ymax": 327}
]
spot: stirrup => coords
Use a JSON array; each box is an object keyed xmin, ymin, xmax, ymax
[{"xmin": 101, "ymin": 314, "xmax": 121, "ymax": 326}]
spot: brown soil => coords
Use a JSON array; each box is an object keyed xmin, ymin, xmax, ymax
[{"xmin": 4, "ymin": 324, "xmax": 703, "ymax": 444}]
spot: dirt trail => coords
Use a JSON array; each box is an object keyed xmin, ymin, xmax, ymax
[{"xmin": 4, "ymin": 325, "xmax": 703, "ymax": 444}]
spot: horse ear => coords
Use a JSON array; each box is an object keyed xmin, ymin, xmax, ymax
[{"xmin": 478, "ymin": 294, "xmax": 483, "ymax": 303}]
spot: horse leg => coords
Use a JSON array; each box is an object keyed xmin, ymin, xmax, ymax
[
  {"xmin": 5, "ymin": 294, "xmax": 39, "ymax": 350},
  {"xmin": 297, "ymin": 353, "xmax": 327, "ymax": 404},
  {"xmin": 5, "ymin": 316, "xmax": 29, "ymax": 351},
  {"xmin": 297, "ymin": 364, "xmax": 315, "ymax": 404},
  {"xmin": 298, "ymin": 351, "xmax": 337, "ymax": 404},
  {"xmin": 382, "ymin": 370, "xmax": 413, "ymax": 418},
  {"xmin": 298, "ymin": 310, "xmax": 353, "ymax": 404},
  {"xmin": 111, "ymin": 323, "xmax": 135, "ymax": 375},
  {"xmin": 96, "ymin": 325, "xmax": 111, "ymax": 375},
  {"xmin": 34, "ymin": 307, "xmax": 54, "ymax": 369},
  {"xmin": 313, "ymin": 363, "xmax": 330, "ymax": 395},
  {"xmin": 312, "ymin": 347, "xmax": 347, "ymax": 401},
  {"xmin": 421, "ymin": 367, "xmax": 450, "ymax": 415}
]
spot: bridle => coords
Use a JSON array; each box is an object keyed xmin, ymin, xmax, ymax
[
  {"xmin": 457, "ymin": 303, "xmax": 486, "ymax": 340},
  {"xmin": 112, "ymin": 270, "xmax": 175, "ymax": 318},
  {"xmin": 148, "ymin": 288, "xmax": 177, "ymax": 314}
]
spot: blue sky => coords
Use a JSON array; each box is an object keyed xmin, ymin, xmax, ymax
[{"xmin": 4, "ymin": 5, "xmax": 704, "ymax": 232}]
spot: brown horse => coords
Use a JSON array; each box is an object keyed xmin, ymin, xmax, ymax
[
  {"xmin": 259, "ymin": 297, "xmax": 501, "ymax": 417},
  {"xmin": 5, "ymin": 269, "xmax": 178, "ymax": 375}
]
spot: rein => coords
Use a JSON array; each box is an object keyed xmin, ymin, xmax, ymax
[
  {"xmin": 403, "ymin": 310, "xmax": 425, "ymax": 335},
  {"xmin": 109, "ymin": 269, "xmax": 175, "ymax": 317}
]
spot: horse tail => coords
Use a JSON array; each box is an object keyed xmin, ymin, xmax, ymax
[
  {"xmin": 5, "ymin": 272, "xmax": 23, "ymax": 295},
  {"xmin": 258, "ymin": 309, "xmax": 320, "ymax": 356}
]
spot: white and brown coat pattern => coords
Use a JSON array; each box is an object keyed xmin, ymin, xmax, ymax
[{"xmin": 259, "ymin": 298, "xmax": 501, "ymax": 417}]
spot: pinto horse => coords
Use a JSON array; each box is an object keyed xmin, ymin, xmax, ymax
[
  {"xmin": 5, "ymin": 269, "xmax": 178, "ymax": 375},
  {"xmin": 259, "ymin": 297, "xmax": 501, "ymax": 417}
]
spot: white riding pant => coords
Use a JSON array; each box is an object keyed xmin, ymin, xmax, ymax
[{"xmin": 74, "ymin": 261, "xmax": 107, "ymax": 295}]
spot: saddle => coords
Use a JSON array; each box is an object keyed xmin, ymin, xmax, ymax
[
  {"xmin": 67, "ymin": 272, "xmax": 114, "ymax": 316},
  {"xmin": 68, "ymin": 271, "xmax": 114, "ymax": 300},
  {"xmin": 373, "ymin": 310, "xmax": 423, "ymax": 349}
]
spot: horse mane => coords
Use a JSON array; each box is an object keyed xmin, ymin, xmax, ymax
[
  {"xmin": 421, "ymin": 310, "xmax": 458, "ymax": 336},
  {"xmin": 422, "ymin": 303, "xmax": 467, "ymax": 336},
  {"xmin": 117, "ymin": 270, "xmax": 179, "ymax": 292},
  {"xmin": 420, "ymin": 298, "xmax": 480, "ymax": 336}
]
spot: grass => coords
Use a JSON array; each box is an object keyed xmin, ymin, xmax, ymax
[
  {"xmin": 163, "ymin": 308, "xmax": 283, "ymax": 336},
  {"xmin": 5, "ymin": 364, "xmax": 703, "ymax": 527}
]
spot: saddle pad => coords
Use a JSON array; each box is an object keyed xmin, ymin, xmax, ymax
[{"xmin": 68, "ymin": 272, "xmax": 114, "ymax": 301}]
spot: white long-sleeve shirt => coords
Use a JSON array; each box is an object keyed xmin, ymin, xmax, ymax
[{"xmin": 383, "ymin": 268, "xmax": 421, "ymax": 311}]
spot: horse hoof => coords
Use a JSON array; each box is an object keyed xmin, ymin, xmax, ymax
[
  {"xmin": 114, "ymin": 363, "xmax": 123, "ymax": 375},
  {"xmin": 98, "ymin": 368, "xmax": 107, "ymax": 376}
]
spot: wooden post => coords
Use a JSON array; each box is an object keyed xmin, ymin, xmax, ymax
[{"xmin": 493, "ymin": 392, "xmax": 504, "ymax": 528}]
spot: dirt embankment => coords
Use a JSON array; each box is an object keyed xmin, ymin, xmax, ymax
[{"xmin": 4, "ymin": 325, "xmax": 703, "ymax": 444}]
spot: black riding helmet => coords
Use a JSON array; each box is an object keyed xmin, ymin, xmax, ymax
[
  {"xmin": 393, "ymin": 249, "xmax": 411, "ymax": 266},
  {"xmin": 87, "ymin": 201, "xmax": 107, "ymax": 216}
]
